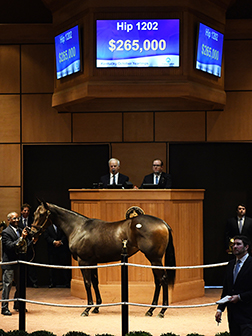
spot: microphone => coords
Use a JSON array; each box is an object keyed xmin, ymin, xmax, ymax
[{"xmin": 112, "ymin": 168, "xmax": 115, "ymax": 175}]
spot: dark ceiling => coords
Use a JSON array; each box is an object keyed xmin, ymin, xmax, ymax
[{"xmin": 0, "ymin": 0, "xmax": 251, "ymax": 23}]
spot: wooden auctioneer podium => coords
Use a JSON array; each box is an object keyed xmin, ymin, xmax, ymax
[{"xmin": 69, "ymin": 189, "xmax": 205, "ymax": 304}]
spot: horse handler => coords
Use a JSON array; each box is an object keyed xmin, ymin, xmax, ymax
[{"xmin": 1, "ymin": 211, "xmax": 32, "ymax": 316}]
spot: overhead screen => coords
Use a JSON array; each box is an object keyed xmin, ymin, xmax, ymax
[
  {"xmin": 196, "ymin": 23, "xmax": 224, "ymax": 78},
  {"xmin": 96, "ymin": 19, "xmax": 180, "ymax": 68},
  {"xmin": 55, "ymin": 25, "xmax": 81, "ymax": 79}
]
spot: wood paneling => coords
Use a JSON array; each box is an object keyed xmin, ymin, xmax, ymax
[
  {"xmin": 155, "ymin": 112, "xmax": 205, "ymax": 142},
  {"xmin": 225, "ymin": 40, "xmax": 252, "ymax": 91},
  {"xmin": 0, "ymin": 24, "xmax": 54, "ymax": 44},
  {"xmin": 70, "ymin": 189, "xmax": 205, "ymax": 303},
  {"xmin": 207, "ymin": 92, "xmax": 252, "ymax": 141},
  {"xmin": 0, "ymin": 144, "xmax": 20, "ymax": 186},
  {"xmin": 112, "ymin": 142, "xmax": 167, "ymax": 188},
  {"xmin": 0, "ymin": 45, "xmax": 20, "ymax": 93},
  {"xmin": 21, "ymin": 44, "xmax": 54, "ymax": 93},
  {"xmin": 124, "ymin": 112, "xmax": 153, "ymax": 142},
  {"xmin": 73, "ymin": 113, "xmax": 122, "ymax": 142},
  {"xmin": 0, "ymin": 95, "xmax": 20, "ymax": 143},
  {"xmin": 0, "ymin": 188, "xmax": 21, "ymax": 223},
  {"xmin": 22, "ymin": 94, "xmax": 71, "ymax": 143}
]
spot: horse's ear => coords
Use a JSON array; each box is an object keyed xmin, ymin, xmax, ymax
[
  {"xmin": 36, "ymin": 197, "xmax": 48, "ymax": 208},
  {"xmin": 36, "ymin": 197, "xmax": 42, "ymax": 204},
  {"xmin": 43, "ymin": 201, "xmax": 49, "ymax": 210}
]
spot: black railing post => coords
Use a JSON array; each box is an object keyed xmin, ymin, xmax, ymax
[
  {"xmin": 121, "ymin": 240, "xmax": 129, "ymax": 336},
  {"xmin": 19, "ymin": 261, "xmax": 26, "ymax": 331}
]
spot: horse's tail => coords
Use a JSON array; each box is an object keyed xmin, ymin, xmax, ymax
[{"xmin": 165, "ymin": 228, "xmax": 176, "ymax": 287}]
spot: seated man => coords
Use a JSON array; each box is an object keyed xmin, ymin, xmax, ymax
[
  {"xmin": 100, "ymin": 158, "xmax": 129, "ymax": 188},
  {"xmin": 140, "ymin": 159, "xmax": 172, "ymax": 189}
]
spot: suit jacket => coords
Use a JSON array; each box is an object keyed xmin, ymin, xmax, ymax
[
  {"xmin": 43, "ymin": 225, "xmax": 69, "ymax": 254},
  {"xmin": 225, "ymin": 216, "xmax": 252, "ymax": 250},
  {"xmin": 100, "ymin": 173, "xmax": 129, "ymax": 188},
  {"xmin": 140, "ymin": 172, "xmax": 172, "ymax": 189},
  {"xmin": 218, "ymin": 255, "xmax": 252, "ymax": 325},
  {"xmin": 1, "ymin": 225, "xmax": 24, "ymax": 270},
  {"xmin": 18, "ymin": 215, "xmax": 34, "ymax": 230}
]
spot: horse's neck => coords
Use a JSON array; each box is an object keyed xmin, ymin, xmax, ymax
[{"xmin": 49, "ymin": 204, "xmax": 85, "ymax": 238}]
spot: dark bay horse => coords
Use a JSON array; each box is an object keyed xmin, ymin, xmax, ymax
[{"xmin": 31, "ymin": 202, "xmax": 176, "ymax": 318}]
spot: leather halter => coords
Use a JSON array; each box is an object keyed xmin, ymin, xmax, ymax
[{"xmin": 31, "ymin": 209, "xmax": 52, "ymax": 237}]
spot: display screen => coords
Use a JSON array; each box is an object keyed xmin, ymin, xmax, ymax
[
  {"xmin": 55, "ymin": 25, "xmax": 81, "ymax": 79},
  {"xmin": 196, "ymin": 23, "xmax": 224, "ymax": 77},
  {"xmin": 96, "ymin": 19, "xmax": 180, "ymax": 68}
]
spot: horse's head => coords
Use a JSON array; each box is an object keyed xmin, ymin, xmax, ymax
[{"xmin": 30, "ymin": 201, "xmax": 52, "ymax": 240}]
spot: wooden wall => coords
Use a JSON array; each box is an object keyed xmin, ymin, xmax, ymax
[{"xmin": 0, "ymin": 19, "xmax": 252, "ymax": 222}]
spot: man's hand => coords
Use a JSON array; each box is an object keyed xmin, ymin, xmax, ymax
[
  {"xmin": 53, "ymin": 240, "xmax": 63, "ymax": 247},
  {"xmin": 215, "ymin": 310, "xmax": 222, "ymax": 323},
  {"xmin": 229, "ymin": 295, "xmax": 240, "ymax": 303},
  {"xmin": 21, "ymin": 227, "xmax": 28, "ymax": 239}
]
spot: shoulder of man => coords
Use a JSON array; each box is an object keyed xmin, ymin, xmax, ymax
[{"xmin": 161, "ymin": 172, "xmax": 171, "ymax": 177}]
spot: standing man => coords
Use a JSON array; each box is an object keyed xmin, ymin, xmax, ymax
[
  {"xmin": 215, "ymin": 235, "xmax": 252, "ymax": 335},
  {"xmin": 43, "ymin": 224, "xmax": 71, "ymax": 288},
  {"xmin": 18, "ymin": 203, "xmax": 38, "ymax": 288},
  {"xmin": 100, "ymin": 158, "xmax": 129, "ymax": 188},
  {"xmin": 140, "ymin": 159, "xmax": 172, "ymax": 189},
  {"xmin": 225, "ymin": 204, "xmax": 252, "ymax": 254},
  {"xmin": 1, "ymin": 212, "xmax": 30, "ymax": 315},
  {"xmin": 19, "ymin": 203, "xmax": 33, "ymax": 229}
]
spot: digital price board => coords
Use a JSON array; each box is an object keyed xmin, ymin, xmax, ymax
[
  {"xmin": 55, "ymin": 25, "xmax": 81, "ymax": 79},
  {"xmin": 96, "ymin": 19, "xmax": 180, "ymax": 68},
  {"xmin": 196, "ymin": 23, "xmax": 224, "ymax": 77}
]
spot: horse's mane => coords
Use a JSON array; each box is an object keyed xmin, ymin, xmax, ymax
[{"xmin": 48, "ymin": 203, "xmax": 89, "ymax": 219}]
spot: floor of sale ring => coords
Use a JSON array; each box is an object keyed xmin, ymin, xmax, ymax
[{"xmin": 0, "ymin": 287, "xmax": 229, "ymax": 336}]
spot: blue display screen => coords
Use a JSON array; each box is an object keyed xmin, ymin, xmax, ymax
[
  {"xmin": 96, "ymin": 19, "xmax": 180, "ymax": 68},
  {"xmin": 196, "ymin": 23, "xmax": 224, "ymax": 77},
  {"xmin": 55, "ymin": 25, "xmax": 81, "ymax": 79}
]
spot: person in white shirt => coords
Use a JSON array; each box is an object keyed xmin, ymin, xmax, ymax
[
  {"xmin": 140, "ymin": 159, "xmax": 172, "ymax": 189},
  {"xmin": 216, "ymin": 235, "xmax": 252, "ymax": 336},
  {"xmin": 1, "ymin": 212, "xmax": 29, "ymax": 315},
  {"xmin": 100, "ymin": 158, "xmax": 129, "ymax": 188}
]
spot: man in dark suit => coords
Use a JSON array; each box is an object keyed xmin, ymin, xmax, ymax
[
  {"xmin": 18, "ymin": 203, "xmax": 38, "ymax": 288},
  {"xmin": 18, "ymin": 203, "xmax": 33, "ymax": 230},
  {"xmin": 100, "ymin": 158, "xmax": 129, "ymax": 188},
  {"xmin": 215, "ymin": 235, "xmax": 252, "ymax": 335},
  {"xmin": 1, "ymin": 211, "xmax": 30, "ymax": 315},
  {"xmin": 140, "ymin": 159, "xmax": 172, "ymax": 189},
  {"xmin": 43, "ymin": 224, "xmax": 71, "ymax": 288},
  {"xmin": 225, "ymin": 204, "xmax": 252, "ymax": 254}
]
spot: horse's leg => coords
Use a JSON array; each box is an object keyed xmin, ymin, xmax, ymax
[
  {"xmin": 91, "ymin": 268, "xmax": 102, "ymax": 314},
  {"xmin": 145, "ymin": 271, "xmax": 161, "ymax": 317},
  {"xmin": 158, "ymin": 271, "xmax": 169, "ymax": 318},
  {"xmin": 80, "ymin": 268, "xmax": 93, "ymax": 317}
]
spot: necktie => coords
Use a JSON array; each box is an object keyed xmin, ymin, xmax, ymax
[
  {"xmin": 155, "ymin": 175, "xmax": 159, "ymax": 185},
  {"xmin": 113, "ymin": 174, "xmax": 116, "ymax": 185},
  {"xmin": 238, "ymin": 219, "xmax": 243, "ymax": 233},
  {"xmin": 24, "ymin": 218, "xmax": 27, "ymax": 227},
  {"xmin": 16, "ymin": 229, "xmax": 20, "ymax": 238},
  {"xmin": 233, "ymin": 260, "xmax": 241, "ymax": 283}
]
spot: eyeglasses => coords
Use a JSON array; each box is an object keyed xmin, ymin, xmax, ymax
[
  {"xmin": 12, "ymin": 217, "xmax": 20, "ymax": 221},
  {"xmin": 153, "ymin": 165, "xmax": 161, "ymax": 167}
]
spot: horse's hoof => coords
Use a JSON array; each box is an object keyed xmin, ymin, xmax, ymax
[
  {"xmin": 92, "ymin": 307, "xmax": 99, "ymax": 314},
  {"xmin": 81, "ymin": 310, "xmax": 89, "ymax": 317},
  {"xmin": 145, "ymin": 311, "xmax": 153, "ymax": 317},
  {"xmin": 157, "ymin": 312, "xmax": 164, "ymax": 318}
]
